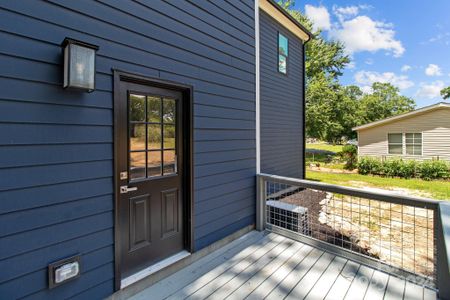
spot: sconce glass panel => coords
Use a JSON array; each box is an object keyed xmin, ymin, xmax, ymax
[
  {"xmin": 69, "ymin": 44, "xmax": 95, "ymax": 90},
  {"xmin": 62, "ymin": 38, "xmax": 98, "ymax": 92}
]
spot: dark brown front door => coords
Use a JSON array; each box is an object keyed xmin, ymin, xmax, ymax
[{"xmin": 116, "ymin": 80, "xmax": 185, "ymax": 279}]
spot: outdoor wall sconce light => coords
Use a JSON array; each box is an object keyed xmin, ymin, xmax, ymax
[
  {"xmin": 62, "ymin": 38, "xmax": 99, "ymax": 92},
  {"xmin": 48, "ymin": 255, "xmax": 81, "ymax": 289}
]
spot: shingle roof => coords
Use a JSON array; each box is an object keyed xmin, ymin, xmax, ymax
[{"xmin": 352, "ymin": 102, "xmax": 450, "ymax": 131}]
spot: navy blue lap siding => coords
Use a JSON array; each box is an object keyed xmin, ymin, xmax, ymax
[
  {"xmin": 0, "ymin": 1, "xmax": 255, "ymax": 298},
  {"xmin": 259, "ymin": 10, "xmax": 304, "ymax": 178}
]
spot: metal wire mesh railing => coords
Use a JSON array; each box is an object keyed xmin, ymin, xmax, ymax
[{"xmin": 257, "ymin": 174, "xmax": 440, "ymax": 288}]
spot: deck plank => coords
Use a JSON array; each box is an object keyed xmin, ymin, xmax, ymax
[
  {"xmin": 168, "ymin": 234, "xmax": 285, "ymax": 299},
  {"xmin": 305, "ymin": 256, "xmax": 347, "ymax": 300},
  {"xmin": 246, "ymin": 243, "xmax": 314, "ymax": 300},
  {"xmin": 343, "ymin": 265, "xmax": 374, "ymax": 300},
  {"xmin": 126, "ymin": 231, "xmax": 435, "ymax": 300},
  {"xmin": 423, "ymin": 288, "xmax": 437, "ymax": 300},
  {"xmin": 204, "ymin": 239, "xmax": 298, "ymax": 299},
  {"xmin": 186, "ymin": 236, "xmax": 288, "ymax": 299},
  {"xmin": 363, "ymin": 270, "xmax": 389, "ymax": 300},
  {"xmin": 325, "ymin": 260, "xmax": 360, "ymax": 300},
  {"xmin": 265, "ymin": 248, "xmax": 324, "ymax": 300},
  {"xmin": 383, "ymin": 275, "xmax": 406, "ymax": 300},
  {"xmin": 404, "ymin": 281, "xmax": 424, "ymax": 300},
  {"xmin": 129, "ymin": 231, "xmax": 265, "ymax": 300},
  {"xmin": 225, "ymin": 240, "xmax": 305, "ymax": 299},
  {"xmin": 284, "ymin": 252, "xmax": 335, "ymax": 300}
]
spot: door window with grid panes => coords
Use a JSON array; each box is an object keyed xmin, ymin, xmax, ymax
[{"xmin": 129, "ymin": 94, "xmax": 177, "ymax": 180}]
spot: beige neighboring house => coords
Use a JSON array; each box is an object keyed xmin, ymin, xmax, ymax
[{"xmin": 353, "ymin": 102, "xmax": 450, "ymax": 161}]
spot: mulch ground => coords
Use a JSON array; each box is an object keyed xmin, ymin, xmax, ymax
[{"xmin": 272, "ymin": 189, "xmax": 374, "ymax": 257}]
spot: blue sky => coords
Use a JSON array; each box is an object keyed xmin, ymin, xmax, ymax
[{"xmin": 293, "ymin": 0, "xmax": 450, "ymax": 107}]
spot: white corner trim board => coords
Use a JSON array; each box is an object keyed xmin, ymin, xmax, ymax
[{"xmin": 255, "ymin": 0, "xmax": 261, "ymax": 174}]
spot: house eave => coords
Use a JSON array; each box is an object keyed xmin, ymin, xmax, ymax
[
  {"xmin": 352, "ymin": 102, "xmax": 450, "ymax": 131},
  {"xmin": 259, "ymin": 0, "xmax": 313, "ymax": 43}
]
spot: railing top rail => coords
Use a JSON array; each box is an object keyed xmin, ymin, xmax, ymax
[{"xmin": 258, "ymin": 173, "xmax": 443, "ymax": 209}]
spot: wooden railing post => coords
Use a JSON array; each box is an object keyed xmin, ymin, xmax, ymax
[
  {"xmin": 437, "ymin": 202, "xmax": 450, "ymax": 300},
  {"xmin": 256, "ymin": 175, "xmax": 266, "ymax": 231}
]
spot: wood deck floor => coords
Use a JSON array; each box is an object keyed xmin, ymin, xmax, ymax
[{"xmin": 128, "ymin": 231, "xmax": 437, "ymax": 300}]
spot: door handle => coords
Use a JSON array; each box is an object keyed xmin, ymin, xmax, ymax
[{"xmin": 120, "ymin": 185, "xmax": 138, "ymax": 194}]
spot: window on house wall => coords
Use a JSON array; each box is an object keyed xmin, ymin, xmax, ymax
[
  {"xmin": 278, "ymin": 33, "xmax": 288, "ymax": 74},
  {"xmin": 388, "ymin": 133, "xmax": 403, "ymax": 154},
  {"xmin": 405, "ymin": 133, "xmax": 422, "ymax": 155}
]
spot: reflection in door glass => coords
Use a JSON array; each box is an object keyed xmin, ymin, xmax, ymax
[
  {"xmin": 147, "ymin": 151, "xmax": 162, "ymax": 177},
  {"xmin": 163, "ymin": 124, "xmax": 175, "ymax": 149},
  {"xmin": 147, "ymin": 124, "xmax": 162, "ymax": 150},
  {"xmin": 130, "ymin": 94, "xmax": 146, "ymax": 122},
  {"xmin": 163, "ymin": 98, "xmax": 176, "ymax": 123},
  {"xmin": 130, "ymin": 124, "xmax": 146, "ymax": 151},
  {"xmin": 147, "ymin": 96, "xmax": 161, "ymax": 123},
  {"xmin": 163, "ymin": 150, "xmax": 176, "ymax": 175},
  {"xmin": 130, "ymin": 152, "xmax": 146, "ymax": 180}
]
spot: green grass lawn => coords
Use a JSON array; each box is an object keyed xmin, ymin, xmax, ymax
[
  {"xmin": 306, "ymin": 143, "xmax": 344, "ymax": 153},
  {"xmin": 306, "ymin": 170, "xmax": 450, "ymax": 200},
  {"xmin": 306, "ymin": 143, "xmax": 345, "ymax": 169}
]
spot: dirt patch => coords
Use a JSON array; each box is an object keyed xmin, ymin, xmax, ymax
[
  {"xmin": 271, "ymin": 189, "xmax": 372, "ymax": 257},
  {"xmin": 308, "ymin": 166, "xmax": 357, "ymax": 174},
  {"xmin": 347, "ymin": 181, "xmax": 433, "ymax": 199}
]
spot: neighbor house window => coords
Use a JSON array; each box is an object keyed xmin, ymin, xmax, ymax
[
  {"xmin": 388, "ymin": 133, "xmax": 403, "ymax": 154},
  {"xmin": 278, "ymin": 33, "xmax": 288, "ymax": 74},
  {"xmin": 405, "ymin": 133, "xmax": 422, "ymax": 155}
]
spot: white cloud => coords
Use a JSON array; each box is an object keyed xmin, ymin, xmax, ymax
[
  {"xmin": 401, "ymin": 65, "xmax": 412, "ymax": 72},
  {"xmin": 355, "ymin": 71, "xmax": 414, "ymax": 91},
  {"xmin": 329, "ymin": 16, "xmax": 404, "ymax": 57},
  {"xmin": 416, "ymin": 81, "xmax": 446, "ymax": 99},
  {"xmin": 425, "ymin": 64, "xmax": 442, "ymax": 76},
  {"xmin": 365, "ymin": 58, "xmax": 374, "ymax": 65},
  {"xmin": 305, "ymin": 5, "xmax": 331, "ymax": 31},
  {"xmin": 333, "ymin": 5, "xmax": 359, "ymax": 21},
  {"xmin": 333, "ymin": 5, "xmax": 372, "ymax": 21},
  {"xmin": 428, "ymin": 32, "xmax": 450, "ymax": 43}
]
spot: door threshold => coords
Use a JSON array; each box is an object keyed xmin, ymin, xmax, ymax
[{"xmin": 120, "ymin": 250, "xmax": 191, "ymax": 289}]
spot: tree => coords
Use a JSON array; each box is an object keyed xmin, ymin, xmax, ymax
[
  {"xmin": 279, "ymin": 1, "xmax": 350, "ymax": 81},
  {"xmin": 280, "ymin": 1, "xmax": 354, "ymax": 143},
  {"xmin": 359, "ymin": 83, "xmax": 415, "ymax": 124},
  {"xmin": 278, "ymin": 1, "xmax": 416, "ymax": 143},
  {"xmin": 305, "ymin": 73, "xmax": 339, "ymax": 140},
  {"xmin": 441, "ymin": 87, "xmax": 450, "ymax": 99}
]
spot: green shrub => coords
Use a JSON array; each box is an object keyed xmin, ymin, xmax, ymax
[
  {"xmin": 357, "ymin": 157, "xmax": 449, "ymax": 180},
  {"xmin": 382, "ymin": 159, "xmax": 403, "ymax": 177},
  {"xmin": 379, "ymin": 159, "xmax": 417, "ymax": 178},
  {"xmin": 357, "ymin": 157, "xmax": 382, "ymax": 175},
  {"xmin": 338, "ymin": 145, "xmax": 358, "ymax": 170},
  {"xmin": 418, "ymin": 160, "xmax": 450, "ymax": 181},
  {"xmin": 398, "ymin": 160, "xmax": 418, "ymax": 179},
  {"xmin": 356, "ymin": 157, "xmax": 371, "ymax": 175}
]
